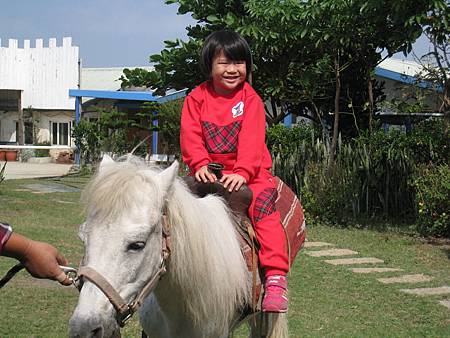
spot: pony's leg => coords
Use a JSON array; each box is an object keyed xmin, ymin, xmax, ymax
[
  {"xmin": 268, "ymin": 313, "xmax": 288, "ymax": 338},
  {"xmin": 248, "ymin": 313, "xmax": 288, "ymax": 338}
]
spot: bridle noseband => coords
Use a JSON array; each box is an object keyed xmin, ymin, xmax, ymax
[{"xmin": 74, "ymin": 214, "xmax": 171, "ymax": 327}]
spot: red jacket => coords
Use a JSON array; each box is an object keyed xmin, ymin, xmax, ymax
[{"xmin": 180, "ymin": 81, "xmax": 272, "ymax": 183}]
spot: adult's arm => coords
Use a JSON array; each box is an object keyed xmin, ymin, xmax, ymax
[{"xmin": 1, "ymin": 223, "xmax": 71, "ymax": 285}]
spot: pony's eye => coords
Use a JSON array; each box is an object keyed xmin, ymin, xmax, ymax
[{"xmin": 127, "ymin": 241, "xmax": 146, "ymax": 252}]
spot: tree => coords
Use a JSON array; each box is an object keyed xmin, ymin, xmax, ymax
[
  {"xmin": 120, "ymin": 0, "xmax": 439, "ymax": 140},
  {"xmin": 414, "ymin": 0, "xmax": 450, "ymax": 133}
]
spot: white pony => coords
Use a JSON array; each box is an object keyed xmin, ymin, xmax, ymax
[{"xmin": 69, "ymin": 155, "xmax": 288, "ymax": 338}]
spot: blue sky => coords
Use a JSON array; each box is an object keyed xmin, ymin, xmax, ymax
[
  {"xmin": 0, "ymin": 0, "xmax": 194, "ymax": 67},
  {"xmin": 0, "ymin": 1, "xmax": 431, "ymax": 68}
]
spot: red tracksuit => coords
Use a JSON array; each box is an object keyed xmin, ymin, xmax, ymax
[{"xmin": 180, "ymin": 81, "xmax": 289, "ymax": 276}]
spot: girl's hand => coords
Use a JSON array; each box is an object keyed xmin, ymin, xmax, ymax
[
  {"xmin": 220, "ymin": 173, "xmax": 247, "ymax": 192},
  {"xmin": 195, "ymin": 165, "xmax": 217, "ymax": 183}
]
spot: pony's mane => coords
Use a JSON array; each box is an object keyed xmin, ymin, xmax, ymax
[
  {"xmin": 83, "ymin": 156, "xmax": 250, "ymax": 334},
  {"xmin": 167, "ymin": 178, "xmax": 250, "ymax": 334},
  {"xmin": 82, "ymin": 156, "xmax": 163, "ymax": 222}
]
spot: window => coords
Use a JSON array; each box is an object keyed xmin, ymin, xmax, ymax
[{"xmin": 51, "ymin": 122, "xmax": 70, "ymax": 146}]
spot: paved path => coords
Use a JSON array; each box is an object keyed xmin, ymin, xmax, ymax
[
  {"xmin": 1, "ymin": 161, "xmax": 73, "ymax": 180},
  {"xmin": 304, "ymin": 240, "xmax": 450, "ymax": 310}
]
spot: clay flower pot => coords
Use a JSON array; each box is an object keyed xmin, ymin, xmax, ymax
[{"xmin": 5, "ymin": 150, "xmax": 18, "ymax": 162}]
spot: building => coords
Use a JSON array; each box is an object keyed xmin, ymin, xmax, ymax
[
  {"xmin": 0, "ymin": 37, "xmax": 78, "ymax": 155},
  {"xmin": 0, "ymin": 37, "xmax": 154, "ymax": 160}
]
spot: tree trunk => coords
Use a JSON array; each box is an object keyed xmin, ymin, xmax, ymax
[
  {"xmin": 329, "ymin": 56, "xmax": 341, "ymax": 172},
  {"xmin": 368, "ymin": 78, "xmax": 374, "ymax": 134},
  {"xmin": 443, "ymin": 79, "xmax": 450, "ymax": 137},
  {"xmin": 311, "ymin": 100, "xmax": 326, "ymax": 132}
]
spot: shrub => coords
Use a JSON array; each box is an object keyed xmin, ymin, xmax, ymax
[
  {"xmin": 34, "ymin": 142, "xmax": 51, "ymax": 157},
  {"xmin": 268, "ymin": 119, "xmax": 447, "ymax": 234},
  {"xmin": 72, "ymin": 119, "xmax": 102, "ymax": 165},
  {"xmin": 411, "ymin": 164, "xmax": 450, "ymax": 237},
  {"xmin": 20, "ymin": 148, "xmax": 35, "ymax": 162},
  {"xmin": 409, "ymin": 118, "xmax": 449, "ymax": 165}
]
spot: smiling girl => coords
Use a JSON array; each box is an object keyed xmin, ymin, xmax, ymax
[{"xmin": 180, "ymin": 30, "xmax": 289, "ymax": 313}]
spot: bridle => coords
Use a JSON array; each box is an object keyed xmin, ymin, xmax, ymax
[{"xmin": 73, "ymin": 213, "xmax": 172, "ymax": 327}]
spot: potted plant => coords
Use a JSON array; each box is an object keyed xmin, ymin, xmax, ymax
[{"xmin": 5, "ymin": 150, "xmax": 18, "ymax": 161}]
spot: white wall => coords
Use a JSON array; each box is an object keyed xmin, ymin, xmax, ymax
[
  {"xmin": 0, "ymin": 37, "xmax": 79, "ymax": 110},
  {"xmin": 379, "ymin": 77, "xmax": 441, "ymax": 111},
  {"xmin": 0, "ymin": 110, "xmax": 74, "ymax": 145}
]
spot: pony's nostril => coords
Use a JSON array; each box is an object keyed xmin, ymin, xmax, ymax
[{"xmin": 91, "ymin": 327, "xmax": 103, "ymax": 338}]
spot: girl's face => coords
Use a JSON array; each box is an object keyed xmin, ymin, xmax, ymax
[{"xmin": 211, "ymin": 50, "xmax": 247, "ymax": 95}]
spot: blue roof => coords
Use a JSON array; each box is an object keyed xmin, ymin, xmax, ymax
[
  {"xmin": 374, "ymin": 67, "xmax": 441, "ymax": 91},
  {"xmin": 69, "ymin": 89, "xmax": 187, "ymax": 103}
]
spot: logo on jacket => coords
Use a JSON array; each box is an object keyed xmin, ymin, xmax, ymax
[{"xmin": 232, "ymin": 101, "xmax": 244, "ymax": 118}]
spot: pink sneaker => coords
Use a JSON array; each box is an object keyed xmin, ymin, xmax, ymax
[{"xmin": 262, "ymin": 275, "xmax": 288, "ymax": 313}]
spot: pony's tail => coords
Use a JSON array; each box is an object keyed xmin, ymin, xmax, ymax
[{"xmin": 269, "ymin": 313, "xmax": 288, "ymax": 338}]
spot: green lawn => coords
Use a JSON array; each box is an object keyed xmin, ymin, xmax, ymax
[{"xmin": 0, "ymin": 176, "xmax": 449, "ymax": 337}]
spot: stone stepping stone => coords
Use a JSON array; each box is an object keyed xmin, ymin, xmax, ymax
[
  {"xmin": 23, "ymin": 183, "xmax": 80, "ymax": 193},
  {"xmin": 56, "ymin": 200, "xmax": 76, "ymax": 204},
  {"xmin": 303, "ymin": 241, "xmax": 334, "ymax": 248},
  {"xmin": 306, "ymin": 248, "xmax": 358, "ymax": 257},
  {"xmin": 325, "ymin": 257, "xmax": 384, "ymax": 265},
  {"xmin": 351, "ymin": 267, "xmax": 403, "ymax": 273},
  {"xmin": 377, "ymin": 274, "xmax": 433, "ymax": 284},
  {"xmin": 439, "ymin": 299, "xmax": 450, "ymax": 310},
  {"xmin": 400, "ymin": 286, "xmax": 450, "ymax": 296}
]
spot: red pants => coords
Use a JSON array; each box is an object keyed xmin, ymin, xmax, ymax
[
  {"xmin": 247, "ymin": 169, "xmax": 289, "ymax": 276},
  {"xmin": 206, "ymin": 153, "xmax": 289, "ymax": 277}
]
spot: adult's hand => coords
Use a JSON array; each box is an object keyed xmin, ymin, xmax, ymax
[{"xmin": 2, "ymin": 233, "xmax": 72, "ymax": 286}]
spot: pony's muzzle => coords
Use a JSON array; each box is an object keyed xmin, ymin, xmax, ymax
[
  {"xmin": 69, "ymin": 314, "xmax": 104, "ymax": 338},
  {"xmin": 69, "ymin": 310, "xmax": 119, "ymax": 338}
]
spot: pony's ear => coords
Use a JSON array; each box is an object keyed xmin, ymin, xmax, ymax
[
  {"xmin": 157, "ymin": 160, "xmax": 179, "ymax": 194},
  {"xmin": 99, "ymin": 154, "xmax": 115, "ymax": 172}
]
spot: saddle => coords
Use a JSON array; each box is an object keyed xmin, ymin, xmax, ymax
[{"xmin": 182, "ymin": 175, "xmax": 307, "ymax": 313}]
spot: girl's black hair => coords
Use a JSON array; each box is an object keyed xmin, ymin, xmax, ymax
[{"xmin": 200, "ymin": 30, "xmax": 252, "ymax": 78}]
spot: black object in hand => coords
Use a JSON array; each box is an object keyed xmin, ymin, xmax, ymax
[{"xmin": 207, "ymin": 163, "xmax": 224, "ymax": 179}]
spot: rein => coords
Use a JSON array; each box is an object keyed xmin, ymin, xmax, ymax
[{"xmin": 75, "ymin": 213, "xmax": 171, "ymax": 327}]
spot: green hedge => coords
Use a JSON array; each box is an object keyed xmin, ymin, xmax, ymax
[
  {"xmin": 411, "ymin": 164, "xmax": 450, "ymax": 237},
  {"xmin": 268, "ymin": 119, "xmax": 449, "ymax": 237}
]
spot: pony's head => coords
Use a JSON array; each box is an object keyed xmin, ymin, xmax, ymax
[{"xmin": 69, "ymin": 155, "xmax": 178, "ymax": 338}]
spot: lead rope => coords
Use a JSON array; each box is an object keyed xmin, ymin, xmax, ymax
[{"xmin": 0, "ymin": 263, "xmax": 24, "ymax": 288}]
